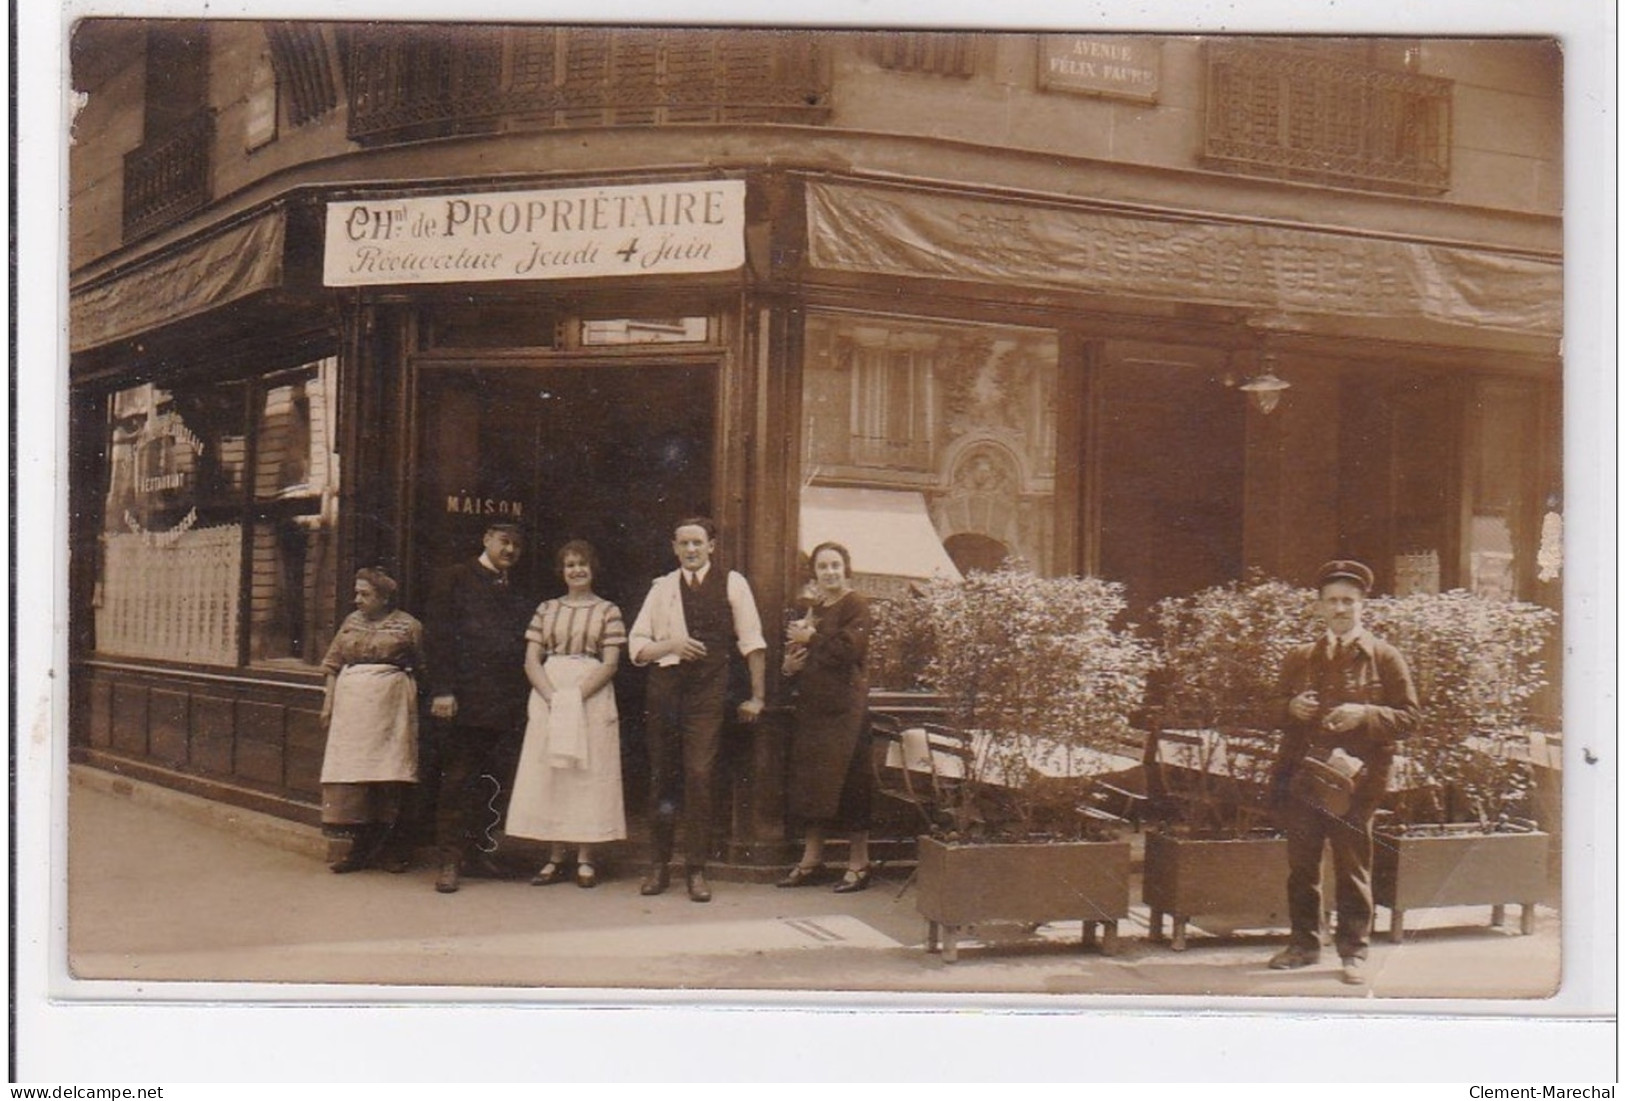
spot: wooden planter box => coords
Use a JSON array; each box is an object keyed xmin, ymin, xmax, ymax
[
  {"xmin": 1373, "ymin": 825, "xmax": 1550, "ymax": 942},
  {"xmin": 916, "ymin": 834, "xmax": 1131, "ymax": 963},
  {"xmin": 1142, "ymin": 830, "xmax": 1291, "ymax": 951}
]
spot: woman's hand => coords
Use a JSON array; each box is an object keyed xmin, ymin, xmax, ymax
[
  {"xmin": 781, "ymin": 644, "xmax": 808, "ymax": 677},
  {"xmin": 785, "ymin": 618, "xmax": 815, "ymax": 647}
]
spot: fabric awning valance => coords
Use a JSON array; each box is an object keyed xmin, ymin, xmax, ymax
[
  {"xmin": 798, "ymin": 485, "xmax": 964, "ymax": 591},
  {"xmin": 70, "ymin": 209, "xmax": 287, "ymax": 353}
]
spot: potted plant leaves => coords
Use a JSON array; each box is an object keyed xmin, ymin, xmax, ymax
[
  {"xmin": 1361, "ymin": 590, "xmax": 1560, "ymax": 941},
  {"xmin": 1140, "ymin": 578, "xmax": 1318, "ymax": 950},
  {"xmin": 905, "ymin": 564, "xmax": 1155, "ymax": 962}
]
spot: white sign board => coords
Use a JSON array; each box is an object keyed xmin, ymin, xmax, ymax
[{"xmin": 324, "ymin": 179, "xmax": 746, "ymax": 287}]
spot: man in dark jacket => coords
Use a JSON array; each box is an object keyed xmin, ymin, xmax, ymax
[
  {"xmin": 1266, "ymin": 559, "xmax": 1420, "ymax": 985},
  {"xmin": 423, "ymin": 521, "xmax": 533, "ymax": 893}
]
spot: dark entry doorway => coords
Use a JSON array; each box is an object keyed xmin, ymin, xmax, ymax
[
  {"xmin": 1093, "ymin": 341, "xmax": 1244, "ymax": 612},
  {"xmin": 410, "ymin": 361, "xmax": 716, "ymax": 612},
  {"xmin": 409, "ymin": 359, "xmax": 717, "ymax": 825}
]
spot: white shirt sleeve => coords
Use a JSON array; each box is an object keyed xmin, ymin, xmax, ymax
[
  {"xmin": 626, "ymin": 578, "xmax": 661, "ymax": 666},
  {"xmin": 727, "ymin": 571, "xmax": 767, "ymax": 658}
]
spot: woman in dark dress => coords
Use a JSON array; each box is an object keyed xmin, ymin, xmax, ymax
[{"xmin": 777, "ymin": 542, "xmax": 875, "ymax": 893}]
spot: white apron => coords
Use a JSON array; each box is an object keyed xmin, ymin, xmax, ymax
[{"xmin": 320, "ymin": 664, "xmax": 419, "ymax": 784}]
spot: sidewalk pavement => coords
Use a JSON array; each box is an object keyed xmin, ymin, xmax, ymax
[{"xmin": 65, "ymin": 765, "xmax": 1561, "ymax": 1001}]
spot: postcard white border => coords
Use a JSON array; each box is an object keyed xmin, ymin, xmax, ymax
[{"xmin": 16, "ymin": 0, "xmax": 1617, "ymax": 1083}]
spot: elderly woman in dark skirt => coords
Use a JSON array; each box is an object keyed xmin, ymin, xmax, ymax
[
  {"xmin": 318, "ymin": 567, "xmax": 426, "ymax": 873},
  {"xmin": 777, "ymin": 541, "xmax": 875, "ymax": 893}
]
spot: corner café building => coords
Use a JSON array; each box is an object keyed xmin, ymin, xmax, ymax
[{"xmin": 68, "ymin": 36, "xmax": 1562, "ymax": 865}]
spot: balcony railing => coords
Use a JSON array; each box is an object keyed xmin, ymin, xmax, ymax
[
  {"xmin": 122, "ymin": 108, "xmax": 214, "ymax": 241},
  {"xmin": 345, "ymin": 26, "xmax": 830, "ymax": 146},
  {"xmin": 1202, "ymin": 42, "xmax": 1452, "ymax": 194}
]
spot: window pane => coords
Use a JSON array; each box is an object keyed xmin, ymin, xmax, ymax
[
  {"xmin": 96, "ymin": 379, "xmax": 245, "ymax": 664},
  {"xmin": 800, "ymin": 313, "xmax": 1059, "ymax": 588},
  {"xmin": 580, "ymin": 317, "xmax": 709, "ymax": 345},
  {"xmin": 254, "ymin": 363, "xmax": 338, "ymax": 503},
  {"xmin": 249, "ymin": 515, "xmax": 339, "ymax": 665},
  {"xmin": 250, "ymin": 358, "xmax": 341, "ymax": 665}
]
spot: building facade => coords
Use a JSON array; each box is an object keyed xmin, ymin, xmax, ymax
[{"xmin": 67, "ymin": 24, "xmax": 1563, "ymax": 854}]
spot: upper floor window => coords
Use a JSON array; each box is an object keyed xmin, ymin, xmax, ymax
[
  {"xmin": 123, "ymin": 21, "xmax": 213, "ymax": 240},
  {"xmin": 872, "ymin": 32, "xmax": 979, "ymax": 78},
  {"xmin": 1202, "ymin": 39, "xmax": 1452, "ymax": 195},
  {"xmin": 344, "ymin": 25, "xmax": 829, "ymax": 146}
]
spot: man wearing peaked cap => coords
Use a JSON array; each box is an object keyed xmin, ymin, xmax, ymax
[
  {"xmin": 1316, "ymin": 559, "xmax": 1375, "ymax": 592},
  {"xmin": 421, "ymin": 519, "xmax": 534, "ymax": 893},
  {"xmin": 1265, "ymin": 558, "xmax": 1420, "ymax": 986}
]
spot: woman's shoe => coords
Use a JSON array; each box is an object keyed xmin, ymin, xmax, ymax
[
  {"xmin": 833, "ymin": 866, "xmax": 872, "ymax": 894},
  {"xmin": 530, "ymin": 861, "xmax": 567, "ymax": 886},
  {"xmin": 776, "ymin": 864, "xmax": 823, "ymax": 888},
  {"xmin": 576, "ymin": 862, "xmax": 598, "ymax": 889}
]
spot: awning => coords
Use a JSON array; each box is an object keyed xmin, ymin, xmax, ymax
[
  {"xmin": 70, "ymin": 208, "xmax": 287, "ymax": 353},
  {"xmin": 798, "ymin": 485, "xmax": 963, "ymax": 592}
]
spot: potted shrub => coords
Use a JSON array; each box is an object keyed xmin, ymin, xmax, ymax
[
  {"xmin": 1140, "ymin": 578, "xmax": 1319, "ymax": 950},
  {"xmin": 1362, "ymin": 590, "xmax": 1560, "ymax": 941},
  {"xmin": 906, "ymin": 564, "xmax": 1155, "ymax": 962}
]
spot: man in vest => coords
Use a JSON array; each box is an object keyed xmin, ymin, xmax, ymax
[
  {"xmin": 627, "ymin": 516, "xmax": 767, "ymax": 902},
  {"xmin": 1266, "ymin": 559, "xmax": 1419, "ymax": 985}
]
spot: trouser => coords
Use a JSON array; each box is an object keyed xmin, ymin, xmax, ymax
[
  {"xmin": 644, "ymin": 659, "xmax": 728, "ymax": 871},
  {"xmin": 1281, "ymin": 794, "xmax": 1375, "ymax": 960},
  {"xmin": 431, "ymin": 723, "xmax": 519, "ymax": 862}
]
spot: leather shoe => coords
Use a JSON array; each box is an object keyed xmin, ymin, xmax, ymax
[
  {"xmin": 530, "ymin": 861, "xmax": 567, "ymax": 886},
  {"xmin": 1340, "ymin": 957, "xmax": 1368, "ymax": 985},
  {"xmin": 1267, "ymin": 946, "xmax": 1320, "ymax": 970},
  {"xmin": 686, "ymin": 869, "xmax": 712, "ymax": 903},
  {"xmin": 639, "ymin": 864, "xmax": 671, "ymax": 896},
  {"xmin": 434, "ymin": 859, "xmax": 461, "ymax": 894},
  {"xmin": 776, "ymin": 864, "xmax": 823, "ymax": 888},
  {"xmin": 832, "ymin": 866, "xmax": 872, "ymax": 894}
]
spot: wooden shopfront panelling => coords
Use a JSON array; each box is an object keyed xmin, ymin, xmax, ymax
[
  {"xmin": 74, "ymin": 665, "xmax": 324, "ymax": 820},
  {"xmin": 190, "ymin": 694, "xmax": 237, "ymax": 777}
]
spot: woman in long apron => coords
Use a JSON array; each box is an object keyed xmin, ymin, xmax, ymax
[
  {"xmin": 319, "ymin": 567, "xmax": 426, "ymax": 873},
  {"xmin": 506, "ymin": 540, "xmax": 627, "ymax": 888}
]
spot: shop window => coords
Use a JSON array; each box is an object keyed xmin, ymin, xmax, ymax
[
  {"xmin": 94, "ymin": 358, "xmax": 340, "ymax": 668},
  {"xmin": 580, "ymin": 317, "xmax": 711, "ymax": 346},
  {"xmin": 1467, "ymin": 380, "xmax": 1549, "ymax": 602},
  {"xmin": 800, "ymin": 314, "xmax": 1058, "ymax": 585}
]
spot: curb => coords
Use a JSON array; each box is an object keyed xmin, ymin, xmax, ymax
[{"xmin": 70, "ymin": 763, "xmax": 330, "ymax": 861}]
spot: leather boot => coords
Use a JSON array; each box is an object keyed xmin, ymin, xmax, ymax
[{"xmin": 331, "ymin": 825, "xmax": 381, "ymax": 874}]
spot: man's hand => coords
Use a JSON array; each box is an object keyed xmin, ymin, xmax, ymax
[
  {"xmin": 1288, "ymin": 690, "xmax": 1319, "ymax": 722},
  {"xmin": 737, "ymin": 697, "xmax": 765, "ymax": 724},
  {"xmin": 1322, "ymin": 703, "xmax": 1367, "ymax": 734},
  {"xmin": 430, "ymin": 695, "xmax": 458, "ymax": 720},
  {"xmin": 676, "ymin": 637, "xmax": 708, "ymax": 662}
]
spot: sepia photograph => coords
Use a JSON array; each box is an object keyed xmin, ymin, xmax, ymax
[{"xmin": 18, "ymin": 0, "xmax": 1615, "ymax": 1083}]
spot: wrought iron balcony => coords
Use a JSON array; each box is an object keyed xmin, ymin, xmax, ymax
[
  {"xmin": 345, "ymin": 26, "xmax": 831, "ymax": 146},
  {"xmin": 122, "ymin": 108, "xmax": 215, "ymax": 241},
  {"xmin": 1203, "ymin": 42, "xmax": 1452, "ymax": 195}
]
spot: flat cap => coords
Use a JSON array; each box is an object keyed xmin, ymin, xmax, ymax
[
  {"xmin": 483, "ymin": 520, "xmax": 526, "ymax": 536},
  {"xmin": 1316, "ymin": 559, "xmax": 1374, "ymax": 593}
]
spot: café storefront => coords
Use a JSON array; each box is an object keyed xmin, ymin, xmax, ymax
[{"xmin": 69, "ymin": 166, "xmax": 1562, "ymax": 860}]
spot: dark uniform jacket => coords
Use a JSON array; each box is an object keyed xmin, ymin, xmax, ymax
[
  {"xmin": 424, "ymin": 559, "xmax": 532, "ymax": 731},
  {"xmin": 1268, "ymin": 628, "xmax": 1421, "ymax": 818}
]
